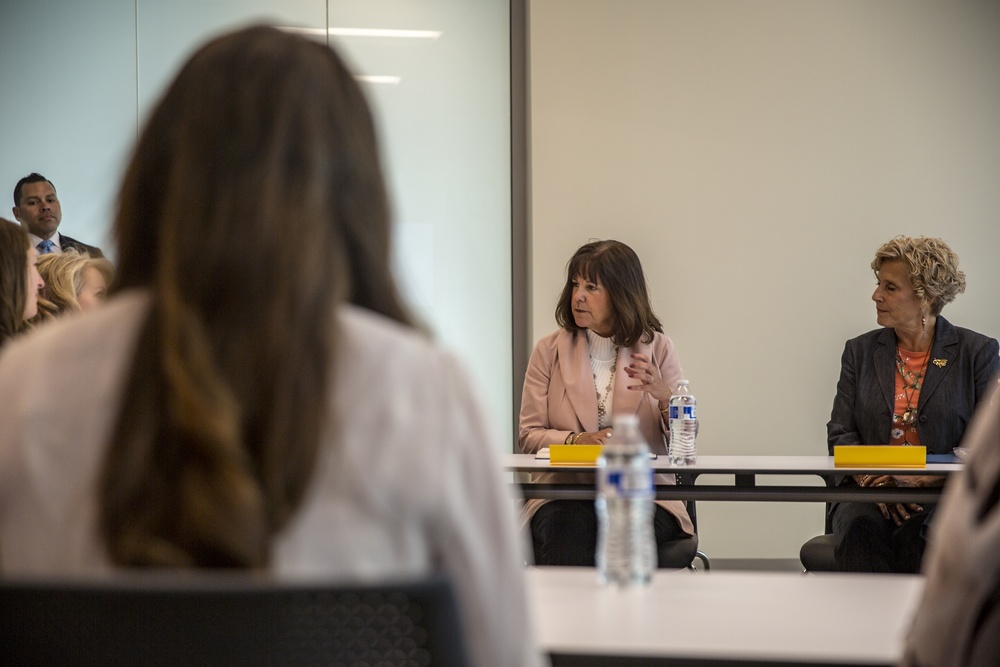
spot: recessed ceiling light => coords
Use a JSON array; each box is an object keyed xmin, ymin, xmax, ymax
[{"xmin": 355, "ymin": 75, "xmax": 402, "ymax": 85}]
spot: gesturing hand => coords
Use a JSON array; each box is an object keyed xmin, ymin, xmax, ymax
[{"xmin": 624, "ymin": 353, "xmax": 671, "ymax": 403}]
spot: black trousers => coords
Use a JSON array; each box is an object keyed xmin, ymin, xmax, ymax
[
  {"xmin": 529, "ymin": 499, "xmax": 690, "ymax": 568},
  {"xmin": 832, "ymin": 501, "xmax": 928, "ymax": 573}
]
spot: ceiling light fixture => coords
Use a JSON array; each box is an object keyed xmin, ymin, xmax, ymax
[
  {"xmin": 355, "ymin": 75, "xmax": 402, "ymax": 85},
  {"xmin": 278, "ymin": 26, "xmax": 441, "ymax": 40}
]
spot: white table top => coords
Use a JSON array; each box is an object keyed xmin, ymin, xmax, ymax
[
  {"xmin": 505, "ymin": 453, "xmax": 962, "ymax": 476},
  {"xmin": 528, "ymin": 567, "xmax": 924, "ymax": 665}
]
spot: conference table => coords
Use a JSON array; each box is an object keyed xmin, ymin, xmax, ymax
[
  {"xmin": 515, "ymin": 454, "xmax": 951, "ymax": 664},
  {"xmin": 505, "ymin": 453, "xmax": 961, "ymax": 504},
  {"xmin": 528, "ymin": 566, "xmax": 924, "ymax": 666}
]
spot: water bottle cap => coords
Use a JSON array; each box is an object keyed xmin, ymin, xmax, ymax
[
  {"xmin": 611, "ymin": 413, "xmax": 639, "ymax": 427},
  {"xmin": 677, "ymin": 379, "xmax": 689, "ymax": 387}
]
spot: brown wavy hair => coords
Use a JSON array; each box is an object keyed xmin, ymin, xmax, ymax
[
  {"xmin": 0, "ymin": 218, "xmax": 31, "ymax": 346},
  {"xmin": 101, "ymin": 26, "xmax": 410, "ymax": 568},
  {"xmin": 555, "ymin": 239, "xmax": 663, "ymax": 348}
]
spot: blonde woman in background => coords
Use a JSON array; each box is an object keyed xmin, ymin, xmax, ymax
[{"xmin": 35, "ymin": 250, "xmax": 113, "ymax": 316}]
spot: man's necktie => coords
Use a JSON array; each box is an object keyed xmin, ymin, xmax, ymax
[{"xmin": 37, "ymin": 239, "xmax": 55, "ymax": 255}]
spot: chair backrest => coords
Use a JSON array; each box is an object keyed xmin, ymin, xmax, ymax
[
  {"xmin": 673, "ymin": 471, "xmax": 712, "ymax": 569},
  {"xmin": 0, "ymin": 573, "xmax": 469, "ymax": 667},
  {"xmin": 674, "ymin": 471, "xmax": 700, "ymax": 530}
]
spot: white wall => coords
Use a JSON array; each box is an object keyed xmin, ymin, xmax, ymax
[
  {"xmin": 0, "ymin": 0, "xmax": 513, "ymax": 447},
  {"xmin": 0, "ymin": 0, "xmax": 135, "ymax": 251},
  {"xmin": 529, "ymin": 0, "xmax": 1000, "ymax": 558},
  {"xmin": 8, "ymin": 0, "xmax": 999, "ymax": 562}
]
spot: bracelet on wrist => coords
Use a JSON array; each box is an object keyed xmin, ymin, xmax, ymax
[{"xmin": 565, "ymin": 432, "xmax": 577, "ymax": 444}]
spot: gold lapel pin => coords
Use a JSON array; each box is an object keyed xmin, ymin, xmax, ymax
[{"xmin": 932, "ymin": 358, "xmax": 947, "ymax": 368}]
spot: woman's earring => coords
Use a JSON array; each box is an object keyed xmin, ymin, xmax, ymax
[{"xmin": 922, "ymin": 315, "xmax": 927, "ymax": 331}]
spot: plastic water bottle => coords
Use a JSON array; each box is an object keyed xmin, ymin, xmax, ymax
[
  {"xmin": 595, "ymin": 413, "xmax": 655, "ymax": 586},
  {"xmin": 668, "ymin": 380, "xmax": 697, "ymax": 466}
]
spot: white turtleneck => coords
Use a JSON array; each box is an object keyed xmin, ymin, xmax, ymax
[{"xmin": 586, "ymin": 329, "xmax": 617, "ymax": 429}]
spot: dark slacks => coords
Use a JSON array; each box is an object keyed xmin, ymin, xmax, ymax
[
  {"xmin": 529, "ymin": 499, "xmax": 690, "ymax": 568},
  {"xmin": 832, "ymin": 501, "xmax": 928, "ymax": 573}
]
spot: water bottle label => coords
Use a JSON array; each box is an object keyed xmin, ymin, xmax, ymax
[
  {"xmin": 669, "ymin": 405, "xmax": 696, "ymax": 420},
  {"xmin": 602, "ymin": 469, "xmax": 653, "ymax": 498}
]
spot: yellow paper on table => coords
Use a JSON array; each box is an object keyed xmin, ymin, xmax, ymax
[
  {"xmin": 549, "ymin": 444, "xmax": 604, "ymax": 465},
  {"xmin": 833, "ymin": 445, "xmax": 926, "ymax": 468}
]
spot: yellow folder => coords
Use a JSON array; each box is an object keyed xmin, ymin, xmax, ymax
[
  {"xmin": 833, "ymin": 445, "xmax": 926, "ymax": 468},
  {"xmin": 549, "ymin": 444, "xmax": 604, "ymax": 465}
]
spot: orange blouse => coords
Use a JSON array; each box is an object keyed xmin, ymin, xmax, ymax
[{"xmin": 890, "ymin": 348, "xmax": 930, "ymax": 446}]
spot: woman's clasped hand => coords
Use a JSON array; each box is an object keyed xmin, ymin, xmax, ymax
[{"xmin": 854, "ymin": 474, "xmax": 928, "ymax": 525}]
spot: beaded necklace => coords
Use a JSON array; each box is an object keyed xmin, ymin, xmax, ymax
[
  {"xmin": 594, "ymin": 347, "xmax": 619, "ymax": 430},
  {"xmin": 895, "ymin": 341, "xmax": 931, "ymax": 430}
]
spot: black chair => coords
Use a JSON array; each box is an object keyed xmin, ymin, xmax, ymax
[
  {"xmin": 799, "ymin": 502, "xmax": 838, "ymax": 572},
  {"xmin": 674, "ymin": 472, "xmax": 711, "ymax": 571},
  {"xmin": 800, "ymin": 534, "xmax": 838, "ymax": 572},
  {"xmin": 0, "ymin": 573, "xmax": 469, "ymax": 667},
  {"xmin": 661, "ymin": 505, "xmax": 711, "ymax": 570}
]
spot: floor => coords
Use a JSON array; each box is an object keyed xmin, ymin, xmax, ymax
[{"xmin": 698, "ymin": 558, "xmax": 803, "ymax": 572}]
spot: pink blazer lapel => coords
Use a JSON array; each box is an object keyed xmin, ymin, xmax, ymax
[{"xmin": 557, "ymin": 331, "xmax": 601, "ymax": 432}]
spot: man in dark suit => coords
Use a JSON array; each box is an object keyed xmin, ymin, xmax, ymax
[{"xmin": 12, "ymin": 173, "xmax": 104, "ymax": 258}]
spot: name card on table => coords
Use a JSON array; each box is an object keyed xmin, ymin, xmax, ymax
[
  {"xmin": 536, "ymin": 445, "xmax": 656, "ymax": 464},
  {"xmin": 542, "ymin": 445, "xmax": 604, "ymax": 464},
  {"xmin": 833, "ymin": 445, "xmax": 926, "ymax": 468}
]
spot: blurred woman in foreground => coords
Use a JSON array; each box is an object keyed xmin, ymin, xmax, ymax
[
  {"xmin": 0, "ymin": 26, "xmax": 543, "ymax": 667},
  {"xmin": 0, "ymin": 217, "xmax": 44, "ymax": 348},
  {"xmin": 902, "ymin": 385, "xmax": 1000, "ymax": 667}
]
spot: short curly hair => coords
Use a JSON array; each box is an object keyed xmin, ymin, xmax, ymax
[{"xmin": 871, "ymin": 236, "xmax": 966, "ymax": 315}]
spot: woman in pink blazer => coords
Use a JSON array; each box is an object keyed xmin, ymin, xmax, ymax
[{"xmin": 519, "ymin": 240, "xmax": 695, "ymax": 567}]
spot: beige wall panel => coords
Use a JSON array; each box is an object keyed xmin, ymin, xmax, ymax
[{"xmin": 529, "ymin": 0, "xmax": 1000, "ymax": 558}]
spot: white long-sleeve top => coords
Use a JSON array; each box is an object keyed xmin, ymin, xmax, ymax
[{"xmin": 0, "ymin": 290, "xmax": 545, "ymax": 667}]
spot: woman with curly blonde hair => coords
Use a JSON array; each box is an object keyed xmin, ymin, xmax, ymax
[
  {"xmin": 35, "ymin": 250, "xmax": 113, "ymax": 316},
  {"xmin": 827, "ymin": 235, "xmax": 1000, "ymax": 573}
]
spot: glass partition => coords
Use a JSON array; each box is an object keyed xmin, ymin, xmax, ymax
[{"xmin": 0, "ymin": 0, "xmax": 514, "ymax": 448}]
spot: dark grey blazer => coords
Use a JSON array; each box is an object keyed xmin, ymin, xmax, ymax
[
  {"xmin": 59, "ymin": 234, "xmax": 104, "ymax": 259},
  {"xmin": 827, "ymin": 316, "xmax": 1000, "ymax": 455}
]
